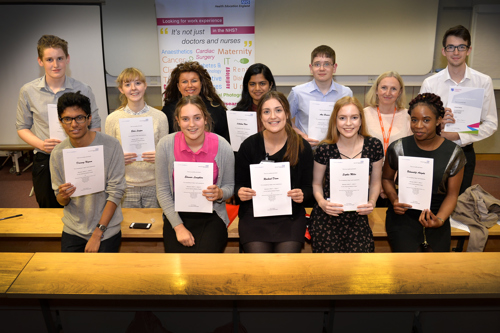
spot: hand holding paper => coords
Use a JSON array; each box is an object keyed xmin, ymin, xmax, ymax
[
  {"xmin": 124, "ymin": 152, "xmax": 138, "ymax": 165},
  {"xmin": 202, "ymin": 184, "xmax": 222, "ymax": 202},
  {"xmin": 392, "ymin": 198, "xmax": 412, "ymax": 215},
  {"xmin": 238, "ymin": 187, "xmax": 256, "ymax": 201},
  {"xmin": 287, "ymin": 188, "xmax": 304, "ymax": 204},
  {"xmin": 58, "ymin": 183, "xmax": 76, "ymax": 201},
  {"xmin": 356, "ymin": 201, "xmax": 375, "ymax": 216},
  {"xmin": 319, "ymin": 200, "xmax": 344, "ymax": 216},
  {"xmin": 141, "ymin": 151, "xmax": 156, "ymax": 163}
]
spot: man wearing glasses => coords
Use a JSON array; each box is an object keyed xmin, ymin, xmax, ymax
[
  {"xmin": 50, "ymin": 92, "xmax": 125, "ymax": 252},
  {"xmin": 16, "ymin": 35, "xmax": 101, "ymax": 208},
  {"xmin": 420, "ymin": 25, "xmax": 497, "ymax": 194},
  {"xmin": 288, "ymin": 45, "xmax": 353, "ymax": 147}
]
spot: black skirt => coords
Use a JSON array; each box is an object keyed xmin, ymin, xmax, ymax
[
  {"xmin": 163, "ymin": 212, "xmax": 228, "ymax": 253},
  {"xmin": 385, "ymin": 206, "xmax": 451, "ymax": 252}
]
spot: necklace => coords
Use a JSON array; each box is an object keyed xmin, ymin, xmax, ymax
[
  {"xmin": 376, "ymin": 106, "xmax": 397, "ymax": 156},
  {"xmin": 338, "ymin": 136, "xmax": 363, "ymax": 159},
  {"xmin": 339, "ymin": 151, "xmax": 362, "ymax": 159}
]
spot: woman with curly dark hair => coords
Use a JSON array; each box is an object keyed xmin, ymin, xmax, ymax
[
  {"xmin": 162, "ymin": 61, "xmax": 230, "ymax": 142},
  {"xmin": 382, "ymin": 93, "xmax": 466, "ymax": 252}
]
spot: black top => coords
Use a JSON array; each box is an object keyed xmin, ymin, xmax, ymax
[
  {"xmin": 235, "ymin": 132, "xmax": 313, "ymax": 219},
  {"xmin": 314, "ymin": 136, "xmax": 384, "ymax": 199},
  {"xmin": 162, "ymin": 97, "xmax": 230, "ymax": 143},
  {"xmin": 386, "ymin": 136, "xmax": 466, "ymax": 212}
]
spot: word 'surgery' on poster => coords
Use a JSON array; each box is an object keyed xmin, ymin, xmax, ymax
[{"xmin": 155, "ymin": 0, "xmax": 255, "ymax": 108}]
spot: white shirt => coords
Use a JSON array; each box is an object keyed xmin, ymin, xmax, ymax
[
  {"xmin": 288, "ymin": 79, "xmax": 353, "ymax": 135},
  {"xmin": 420, "ymin": 65, "xmax": 497, "ymax": 147}
]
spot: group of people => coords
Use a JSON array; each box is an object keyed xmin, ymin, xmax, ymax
[{"xmin": 16, "ymin": 24, "xmax": 497, "ymax": 254}]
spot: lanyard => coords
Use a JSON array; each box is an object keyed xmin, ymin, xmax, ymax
[{"xmin": 377, "ymin": 107, "xmax": 397, "ymax": 156}]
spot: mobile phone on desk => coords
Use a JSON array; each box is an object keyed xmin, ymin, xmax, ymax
[{"xmin": 129, "ymin": 223, "xmax": 152, "ymax": 229}]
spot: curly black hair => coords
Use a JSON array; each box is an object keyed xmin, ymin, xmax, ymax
[{"xmin": 408, "ymin": 93, "xmax": 445, "ymax": 135}]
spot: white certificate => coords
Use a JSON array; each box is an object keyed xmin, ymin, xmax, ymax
[
  {"xmin": 308, "ymin": 101, "xmax": 335, "ymax": 141},
  {"xmin": 48, "ymin": 104, "xmax": 67, "ymax": 141},
  {"xmin": 226, "ymin": 111, "xmax": 258, "ymax": 151},
  {"xmin": 398, "ymin": 156, "xmax": 433, "ymax": 211},
  {"xmin": 329, "ymin": 158, "xmax": 369, "ymax": 211},
  {"xmin": 119, "ymin": 117, "xmax": 155, "ymax": 161},
  {"xmin": 174, "ymin": 161, "xmax": 213, "ymax": 213},
  {"xmin": 63, "ymin": 145, "xmax": 105, "ymax": 197},
  {"xmin": 445, "ymin": 86, "xmax": 484, "ymax": 133},
  {"xmin": 250, "ymin": 162, "xmax": 292, "ymax": 217}
]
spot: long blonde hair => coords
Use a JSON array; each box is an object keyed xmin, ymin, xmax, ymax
[{"xmin": 321, "ymin": 96, "xmax": 370, "ymax": 145}]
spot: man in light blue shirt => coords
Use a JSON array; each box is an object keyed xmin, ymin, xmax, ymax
[{"xmin": 288, "ymin": 45, "xmax": 353, "ymax": 147}]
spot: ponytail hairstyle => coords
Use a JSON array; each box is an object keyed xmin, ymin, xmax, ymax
[
  {"xmin": 256, "ymin": 91, "xmax": 304, "ymax": 167},
  {"xmin": 408, "ymin": 93, "xmax": 445, "ymax": 135}
]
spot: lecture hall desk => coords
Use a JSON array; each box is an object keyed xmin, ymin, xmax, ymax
[
  {"xmin": 6, "ymin": 252, "xmax": 500, "ymax": 300},
  {"xmin": 0, "ymin": 253, "xmax": 33, "ymax": 296},
  {"xmin": 1, "ymin": 208, "xmax": 500, "ymax": 253},
  {"xmin": 4, "ymin": 253, "xmax": 500, "ymax": 332}
]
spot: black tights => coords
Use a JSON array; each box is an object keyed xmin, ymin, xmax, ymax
[{"xmin": 242, "ymin": 241, "xmax": 302, "ymax": 253}]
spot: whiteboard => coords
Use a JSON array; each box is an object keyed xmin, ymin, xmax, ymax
[
  {"xmin": 255, "ymin": 0, "xmax": 439, "ymax": 76},
  {"xmin": 0, "ymin": 4, "xmax": 108, "ymax": 145}
]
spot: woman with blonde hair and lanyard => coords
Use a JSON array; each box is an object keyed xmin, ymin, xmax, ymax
[{"xmin": 364, "ymin": 71, "xmax": 411, "ymax": 206}]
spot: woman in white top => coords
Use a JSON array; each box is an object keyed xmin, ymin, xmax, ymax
[
  {"xmin": 105, "ymin": 67, "xmax": 169, "ymax": 208},
  {"xmin": 363, "ymin": 71, "xmax": 411, "ymax": 206}
]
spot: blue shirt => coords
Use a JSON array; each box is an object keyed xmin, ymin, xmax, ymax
[{"xmin": 288, "ymin": 79, "xmax": 352, "ymax": 135}]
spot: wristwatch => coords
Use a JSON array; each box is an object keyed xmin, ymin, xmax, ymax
[{"xmin": 96, "ymin": 223, "xmax": 107, "ymax": 233}]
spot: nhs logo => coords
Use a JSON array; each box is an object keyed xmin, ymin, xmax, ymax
[{"xmin": 241, "ymin": 0, "xmax": 250, "ymax": 4}]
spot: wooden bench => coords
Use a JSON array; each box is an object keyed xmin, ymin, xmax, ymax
[
  {"xmin": 0, "ymin": 208, "xmax": 165, "ymax": 253},
  {"xmin": 1, "ymin": 208, "xmax": 500, "ymax": 253},
  {"xmin": 228, "ymin": 207, "xmax": 500, "ymax": 252}
]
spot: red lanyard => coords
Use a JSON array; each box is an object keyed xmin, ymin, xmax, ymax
[{"xmin": 377, "ymin": 107, "xmax": 397, "ymax": 156}]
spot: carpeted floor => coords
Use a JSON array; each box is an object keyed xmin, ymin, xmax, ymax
[{"xmin": 0, "ymin": 152, "xmax": 499, "ymax": 209}]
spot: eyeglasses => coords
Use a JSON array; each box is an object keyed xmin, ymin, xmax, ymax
[
  {"xmin": 445, "ymin": 44, "xmax": 469, "ymax": 52},
  {"xmin": 59, "ymin": 114, "xmax": 89, "ymax": 125},
  {"xmin": 311, "ymin": 62, "xmax": 334, "ymax": 68}
]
